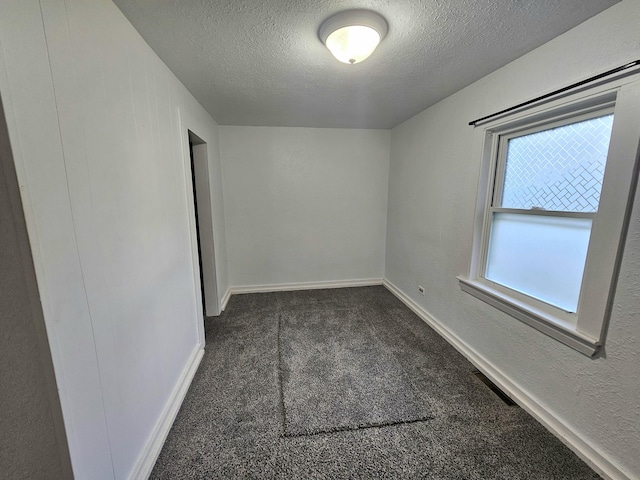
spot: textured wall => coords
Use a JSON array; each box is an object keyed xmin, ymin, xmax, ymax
[
  {"xmin": 0, "ymin": 0, "xmax": 227, "ymax": 478},
  {"xmin": 0, "ymin": 95, "xmax": 73, "ymax": 478},
  {"xmin": 386, "ymin": 0, "xmax": 640, "ymax": 478},
  {"xmin": 220, "ymin": 126, "xmax": 390, "ymax": 288}
]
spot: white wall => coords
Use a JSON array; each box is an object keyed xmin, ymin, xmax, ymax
[
  {"xmin": 0, "ymin": 0, "xmax": 228, "ymax": 478},
  {"xmin": 385, "ymin": 1, "xmax": 640, "ymax": 479},
  {"xmin": 220, "ymin": 126, "xmax": 390, "ymax": 289}
]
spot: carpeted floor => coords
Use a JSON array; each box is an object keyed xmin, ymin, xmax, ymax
[{"xmin": 150, "ymin": 286, "xmax": 601, "ymax": 479}]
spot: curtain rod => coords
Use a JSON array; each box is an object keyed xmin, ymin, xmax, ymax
[{"xmin": 469, "ymin": 59, "xmax": 640, "ymax": 127}]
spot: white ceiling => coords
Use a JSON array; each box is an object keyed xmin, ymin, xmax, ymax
[{"xmin": 112, "ymin": 0, "xmax": 618, "ymax": 129}]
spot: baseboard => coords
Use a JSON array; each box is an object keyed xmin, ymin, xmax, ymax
[
  {"xmin": 382, "ymin": 279, "xmax": 634, "ymax": 480},
  {"xmin": 129, "ymin": 344, "xmax": 205, "ymax": 480},
  {"xmin": 229, "ymin": 278, "xmax": 383, "ymax": 295},
  {"xmin": 220, "ymin": 288, "xmax": 231, "ymax": 312}
]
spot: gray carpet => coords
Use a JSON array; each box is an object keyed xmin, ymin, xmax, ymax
[
  {"xmin": 151, "ymin": 286, "xmax": 601, "ymax": 479},
  {"xmin": 280, "ymin": 307, "xmax": 432, "ymax": 437}
]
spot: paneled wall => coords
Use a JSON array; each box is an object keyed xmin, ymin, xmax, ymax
[{"xmin": 0, "ymin": 0, "xmax": 227, "ymax": 478}]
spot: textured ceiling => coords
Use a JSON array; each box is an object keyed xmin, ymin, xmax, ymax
[{"xmin": 112, "ymin": 0, "xmax": 618, "ymax": 129}]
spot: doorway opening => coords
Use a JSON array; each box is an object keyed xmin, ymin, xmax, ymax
[{"xmin": 188, "ymin": 131, "xmax": 219, "ymax": 318}]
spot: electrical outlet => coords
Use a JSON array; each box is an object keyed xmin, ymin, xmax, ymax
[{"xmin": 418, "ymin": 285, "xmax": 425, "ymax": 295}]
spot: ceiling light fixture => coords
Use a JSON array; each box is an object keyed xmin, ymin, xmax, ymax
[{"xmin": 319, "ymin": 9, "xmax": 388, "ymax": 65}]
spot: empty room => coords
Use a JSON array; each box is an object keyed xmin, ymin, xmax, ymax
[{"xmin": 1, "ymin": 0, "xmax": 639, "ymax": 479}]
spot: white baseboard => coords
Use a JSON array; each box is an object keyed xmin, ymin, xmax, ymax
[
  {"xmin": 229, "ymin": 278, "xmax": 383, "ymax": 295},
  {"xmin": 129, "ymin": 345, "xmax": 205, "ymax": 480},
  {"xmin": 220, "ymin": 288, "xmax": 231, "ymax": 312},
  {"xmin": 382, "ymin": 279, "xmax": 634, "ymax": 480}
]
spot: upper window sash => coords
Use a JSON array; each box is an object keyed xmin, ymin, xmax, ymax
[{"xmin": 491, "ymin": 105, "xmax": 615, "ymax": 211}]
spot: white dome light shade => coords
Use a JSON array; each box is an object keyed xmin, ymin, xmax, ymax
[
  {"xmin": 325, "ymin": 26, "xmax": 381, "ymax": 64},
  {"xmin": 319, "ymin": 10, "xmax": 388, "ymax": 65}
]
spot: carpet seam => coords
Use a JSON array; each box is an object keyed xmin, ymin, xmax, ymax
[
  {"xmin": 282, "ymin": 415, "xmax": 435, "ymax": 439},
  {"xmin": 276, "ymin": 313, "xmax": 288, "ymax": 437}
]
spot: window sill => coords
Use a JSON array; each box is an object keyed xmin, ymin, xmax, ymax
[{"xmin": 457, "ymin": 277, "xmax": 600, "ymax": 356}]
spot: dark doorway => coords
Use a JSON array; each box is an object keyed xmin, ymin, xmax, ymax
[
  {"xmin": 188, "ymin": 136, "xmax": 206, "ymax": 313},
  {"xmin": 187, "ymin": 131, "xmax": 219, "ymax": 317}
]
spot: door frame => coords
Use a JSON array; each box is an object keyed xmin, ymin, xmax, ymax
[{"xmin": 178, "ymin": 110, "xmax": 221, "ymax": 328}]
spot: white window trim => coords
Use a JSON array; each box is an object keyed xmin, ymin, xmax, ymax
[{"xmin": 459, "ymin": 74, "xmax": 640, "ymax": 357}]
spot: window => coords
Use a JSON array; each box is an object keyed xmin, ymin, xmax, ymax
[
  {"xmin": 459, "ymin": 76, "xmax": 640, "ymax": 356},
  {"xmin": 486, "ymin": 111, "xmax": 613, "ymax": 314}
]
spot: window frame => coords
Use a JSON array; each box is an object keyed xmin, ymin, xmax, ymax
[
  {"xmin": 482, "ymin": 106, "xmax": 614, "ymax": 323},
  {"xmin": 459, "ymin": 75, "xmax": 640, "ymax": 356}
]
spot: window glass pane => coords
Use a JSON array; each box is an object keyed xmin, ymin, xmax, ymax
[
  {"xmin": 500, "ymin": 114, "xmax": 614, "ymax": 212},
  {"xmin": 486, "ymin": 213, "xmax": 592, "ymax": 312}
]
